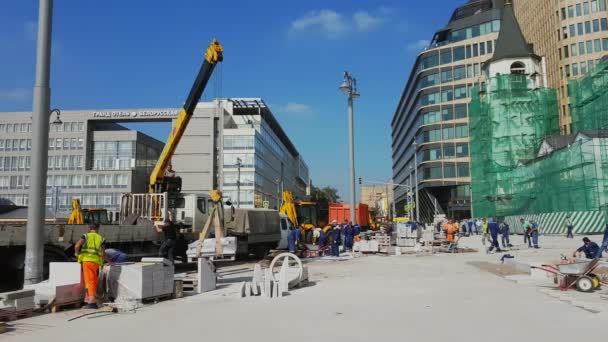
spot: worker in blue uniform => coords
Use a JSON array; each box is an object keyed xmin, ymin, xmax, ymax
[
  {"xmin": 331, "ymin": 224, "xmax": 342, "ymax": 257},
  {"xmin": 530, "ymin": 220, "xmax": 540, "ymax": 248},
  {"xmin": 574, "ymin": 237, "xmax": 600, "ymax": 259},
  {"xmin": 344, "ymin": 222, "xmax": 354, "ymax": 251},
  {"xmin": 487, "ymin": 217, "xmax": 502, "ymax": 253},
  {"xmin": 287, "ymin": 226, "xmax": 300, "ymax": 253}
]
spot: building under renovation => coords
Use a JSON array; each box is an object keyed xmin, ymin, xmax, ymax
[{"xmin": 470, "ymin": 9, "xmax": 608, "ymax": 235}]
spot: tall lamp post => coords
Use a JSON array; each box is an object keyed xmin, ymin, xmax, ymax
[
  {"xmin": 339, "ymin": 71, "xmax": 360, "ymax": 225},
  {"xmin": 24, "ymin": 0, "xmax": 55, "ymax": 285},
  {"xmin": 236, "ymin": 157, "xmax": 242, "ymax": 208},
  {"xmin": 413, "ymin": 138, "xmax": 420, "ymax": 222}
]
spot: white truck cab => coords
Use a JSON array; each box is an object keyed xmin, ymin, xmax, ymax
[{"xmin": 277, "ymin": 213, "xmax": 292, "ymax": 250}]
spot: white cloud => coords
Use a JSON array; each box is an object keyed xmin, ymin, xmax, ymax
[
  {"xmin": 353, "ymin": 11, "xmax": 385, "ymax": 32},
  {"xmin": 290, "ymin": 10, "xmax": 348, "ymax": 39},
  {"xmin": 289, "ymin": 8, "xmax": 391, "ymax": 39},
  {"xmin": 0, "ymin": 88, "xmax": 29, "ymax": 101},
  {"xmin": 407, "ymin": 39, "xmax": 430, "ymax": 51},
  {"xmin": 284, "ymin": 103, "xmax": 311, "ymax": 114}
]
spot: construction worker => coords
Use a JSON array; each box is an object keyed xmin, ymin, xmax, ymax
[
  {"xmin": 75, "ymin": 223, "xmax": 107, "ymax": 309},
  {"xmin": 331, "ymin": 223, "xmax": 342, "ymax": 257},
  {"xmin": 530, "ymin": 219, "xmax": 540, "ymax": 248},
  {"xmin": 500, "ymin": 220, "xmax": 512, "ymax": 248},
  {"xmin": 520, "ymin": 217, "xmax": 532, "ymax": 247},
  {"xmin": 598, "ymin": 225, "xmax": 608, "ymax": 257},
  {"xmin": 481, "ymin": 218, "xmax": 490, "ymax": 246},
  {"xmin": 344, "ymin": 222, "xmax": 354, "ymax": 251},
  {"xmin": 467, "ymin": 219, "xmax": 474, "ymax": 236},
  {"xmin": 475, "ymin": 218, "xmax": 483, "ymax": 235},
  {"xmin": 487, "ymin": 217, "xmax": 502, "ymax": 253},
  {"xmin": 443, "ymin": 219, "xmax": 458, "ymax": 243},
  {"xmin": 105, "ymin": 248, "xmax": 128, "ymax": 263},
  {"xmin": 565, "ymin": 216, "xmax": 574, "ymax": 238},
  {"xmin": 155, "ymin": 211, "xmax": 178, "ymax": 262},
  {"xmin": 574, "ymin": 237, "xmax": 600, "ymax": 259}
]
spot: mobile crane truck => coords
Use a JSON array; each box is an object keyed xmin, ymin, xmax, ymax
[{"xmin": 0, "ymin": 39, "xmax": 224, "ymax": 291}]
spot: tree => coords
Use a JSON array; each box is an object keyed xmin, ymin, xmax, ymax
[{"xmin": 311, "ymin": 186, "xmax": 341, "ymax": 203}]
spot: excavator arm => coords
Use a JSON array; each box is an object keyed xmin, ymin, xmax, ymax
[{"xmin": 149, "ymin": 39, "xmax": 224, "ymax": 193}]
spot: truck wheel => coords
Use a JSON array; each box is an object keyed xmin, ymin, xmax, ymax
[{"xmin": 253, "ymin": 245, "xmax": 268, "ymax": 259}]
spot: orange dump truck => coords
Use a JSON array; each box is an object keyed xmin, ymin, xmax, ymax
[{"xmin": 328, "ymin": 203, "xmax": 370, "ymax": 228}]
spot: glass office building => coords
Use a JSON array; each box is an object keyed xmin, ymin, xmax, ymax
[{"xmin": 391, "ymin": 0, "xmax": 505, "ymax": 221}]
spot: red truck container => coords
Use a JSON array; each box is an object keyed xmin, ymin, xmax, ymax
[{"xmin": 328, "ymin": 203, "xmax": 369, "ymax": 227}]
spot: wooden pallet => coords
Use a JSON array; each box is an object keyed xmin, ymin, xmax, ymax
[
  {"xmin": 0, "ymin": 309, "xmax": 36, "ymax": 322},
  {"xmin": 138, "ymin": 294, "xmax": 173, "ymax": 304},
  {"xmin": 48, "ymin": 300, "xmax": 83, "ymax": 313},
  {"xmin": 180, "ymin": 278, "xmax": 198, "ymax": 292}
]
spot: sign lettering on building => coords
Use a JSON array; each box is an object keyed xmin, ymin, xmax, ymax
[{"xmin": 92, "ymin": 109, "xmax": 179, "ymax": 119}]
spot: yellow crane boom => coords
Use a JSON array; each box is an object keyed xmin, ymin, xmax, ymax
[{"xmin": 149, "ymin": 39, "xmax": 224, "ymax": 193}]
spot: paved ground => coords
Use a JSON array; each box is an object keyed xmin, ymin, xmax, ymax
[{"xmin": 3, "ymin": 234, "xmax": 607, "ymax": 341}]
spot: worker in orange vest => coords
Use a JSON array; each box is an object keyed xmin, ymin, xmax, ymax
[{"xmin": 443, "ymin": 220, "xmax": 458, "ymax": 243}]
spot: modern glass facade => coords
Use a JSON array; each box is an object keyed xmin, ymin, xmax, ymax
[
  {"xmin": 391, "ymin": 0, "xmax": 503, "ymax": 221},
  {"xmin": 222, "ymin": 99, "xmax": 309, "ymax": 209}
]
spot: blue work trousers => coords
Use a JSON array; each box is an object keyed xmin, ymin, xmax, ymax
[
  {"xmin": 331, "ymin": 243, "xmax": 340, "ymax": 257},
  {"xmin": 599, "ymin": 225, "xmax": 608, "ymax": 257},
  {"xmin": 531, "ymin": 230, "xmax": 539, "ymax": 248}
]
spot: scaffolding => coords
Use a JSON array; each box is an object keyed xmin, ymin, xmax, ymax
[
  {"xmin": 570, "ymin": 59, "xmax": 608, "ymax": 132},
  {"xmin": 469, "ymin": 74, "xmax": 560, "ymax": 218}
]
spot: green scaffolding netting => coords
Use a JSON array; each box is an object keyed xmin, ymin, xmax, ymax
[
  {"xmin": 470, "ymin": 74, "xmax": 560, "ymax": 218},
  {"xmin": 470, "ymin": 61, "xmax": 608, "ymax": 222}
]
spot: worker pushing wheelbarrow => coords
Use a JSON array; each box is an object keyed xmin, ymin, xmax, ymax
[{"xmin": 532, "ymin": 258, "xmax": 602, "ymax": 292}]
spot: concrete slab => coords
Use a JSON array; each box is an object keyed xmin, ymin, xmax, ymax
[
  {"xmin": 49, "ymin": 262, "xmax": 82, "ymax": 286},
  {"xmin": 0, "ymin": 289, "xmax": 35, "ymax": 301}
]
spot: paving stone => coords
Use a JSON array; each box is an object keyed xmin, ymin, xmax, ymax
[
  {"xmin": 0, "ymin": 289, "xmax": 35, "ymax": 301},
  {"xmin": 251, "ymin": 282, "xmax": 259, "ymax": 296},
  {"xmin": 197, "ymin": 257, "xmax": 216, "ymax": 293},
  {"xmin": 272, "ymin": 281, "xmax": 280, "ymax": 298},
  {"xmin": 49, "ymin": 262, "xmax": 82, "ymax": 286},
  {"xmin": 245, "ymin": 282, "xmax": 251, "ymax": 297}
]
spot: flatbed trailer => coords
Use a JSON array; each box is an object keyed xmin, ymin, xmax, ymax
[{"xmin": 0, "ymin": 223, "xmax": 197, "ymax": 291}]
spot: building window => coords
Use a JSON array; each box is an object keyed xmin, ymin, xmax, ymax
[
  {"xmin": 586, "ymin": 40, "xmax": 593, "ymax": 55},
  {"xmin": 455, "ymin": 125, "xmax": 468, "ymax": 138},
  {"xmin": 440, "ymin": 49, "xmax": 452, "ymax": 64},
  {"xmin": 454, "ymin": 105, "xmax": 467, "ymax": 119},
  {"xmin": 457, "ymin": 164, "xmax": 470, "ymax": 177},
  {"xmin": 565, "ymin": 64, "xmax": 571, "ymax": 77},
  {"xmin": 568, "ymin": 5, "xmax": 574, "ymax": 17},
  {"xmin": 593, "ymin": 19, "xmax": 600, "ymax": 32},
  {"xmin": 576, "ymin": 3, "xmax": 582, "ymax": 16},
  {"xmin": 421, "ymin": 53, "xmax": 439, "ymax": 69},
  {"xmin": 585, "ymin": 21, "xmax": 591, "ymax": 34},
  {"xmin": 453, "ymin": 46, "xmax": 465, "ymax": 61},
  {"xmin": 422, "ymin": 110, "xmax": 441, "ymax": 125},
  {"xmin": 454, "ymin": 85, "xmax": 467, "ymax": 99},
  {"xmin": 473, "ymin": 44, "xmax": 479, "ymax": 57},
  {"xmin": 224, "ymin": 135, "xmax": 255, "ymax": 150},
  {"xmin": 579, "ymin": 42, "xmax": 586, "ymax": 55},
  {"xmin": 601, "ymin": 0, "xmax": 607, "ymax": 11},
  {"xmin": 571, "ymin": 43, "xmax": 578, "ymax": 56},
  {"xmin": 510, "ymin": 61, "xmax": 526, "ymax": 74},
  {"xmin": 442, "ymin": 107, "xmax": 454, "ymax": 121},
  {"xmin": 441, "ymin": 69, "xmax": 453, "ymax": 83},
  {"xmin": 584, "ymin": 2, "xmax": 590, "ymax": 14},
  {"xmin": 561, "ymin": 7, "xmax": 566, "ymax": 20},
  {"xmin": 604, "ymin": 38, "xmax": 608, "ymax": 50},
  {"xmin": 578, "ymin": 22, "xmax": 584, "ymax": 36},
  {"xmin": 563, "ymin": 26, "xmax": 568, "ymax": 39},
  {"xmin": 581, "ymin": 61, "xmax": 588, "ymax": 75},
  {"xmin": 592, "ymin": 0, "xmax": 599, "ymax": 12},
  {"xmin": 487, "ymin": 40, "xmax": 493, "ymax": 54},
  {"xmin": 573, "ymin": 63, "xmax": 579, "ymax": 76},
  {"xmin": 441, "ymin": 88, "xmax": 453, "ymax": 102},
  {"xmin": 465, "ymin": 45, "xmax": 472, "ymax": 58},
  {"xmin": 570, "ymin": 24, "xmax": 577, "ymax": 38}
]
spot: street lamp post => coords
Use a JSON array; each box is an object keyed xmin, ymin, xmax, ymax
[
  {"xmin": 236, "ymin": 157, "xmax": 242, "ymax": 208},
  {"xmin": 339, "ymin": 71, "xmax": 360, "ymax": 225},
  {"xmin": 413, "ymin": 139, "xmax": 419, "ymax": 222},
  {"xmin": 24, "ymin": 0, "xmax": 54, "ymax": 285}
]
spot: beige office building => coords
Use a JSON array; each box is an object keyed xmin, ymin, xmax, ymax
[
  {"xmin": 514, "ymin": 0, "xmax": 608, "ymax": 133},
  {"xmin": 360, "ymin": 185, "xmax": 394, "ymax": 218}
]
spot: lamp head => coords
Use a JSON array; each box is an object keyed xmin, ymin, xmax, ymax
[
  {"xmin": 339, "ymin": 81, "xmax": 350, "ymax": 93},
  {"xmin": 51, "ymin": 108, "xmax": 62, "ymax": 125}
]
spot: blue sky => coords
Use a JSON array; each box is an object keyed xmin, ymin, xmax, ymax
[{"xmin": 0, "ymin": 0, "xmax": 464, "ymax": 198}]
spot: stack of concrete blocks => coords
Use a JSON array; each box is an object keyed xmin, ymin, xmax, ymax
[
  {"xmin": 240, "ymin": 263, "xmax": 308, "ymax": 299},
  {"xmin": 106, "ymin": 258, "xmax": 174, "ymax": 302},
  {"xmin": 24, "ymin": 262, "xmax": 84, "ymax": 307},
  {"xmin": 353, "ymin": 239, "xmax": 379, "ymax": 253},
  {"xmin": 0, "ymin": 290, "xmax": 36, "ymax": 312},
  {"xmin": 197, "ymin": 257, "xmax": 217, "ymax": 293}
]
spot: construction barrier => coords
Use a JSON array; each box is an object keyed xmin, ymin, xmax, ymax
[{"xmin": 504, "ymin": 211, "xmax": 605, "ymax": 235}]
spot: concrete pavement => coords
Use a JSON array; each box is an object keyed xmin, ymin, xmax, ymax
[{"xmin": 3, "ymin": 235, "xmax": 607, "ymax": 341}]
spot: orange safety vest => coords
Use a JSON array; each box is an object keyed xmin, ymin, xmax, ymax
[{"xmin": 444, "ymin": 224, "xmax": 457, "ymax": 242}]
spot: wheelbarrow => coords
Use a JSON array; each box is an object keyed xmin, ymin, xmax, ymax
[{"xmin": 531, "ymin": 258, "xmax": 601, "ymax": 292}]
